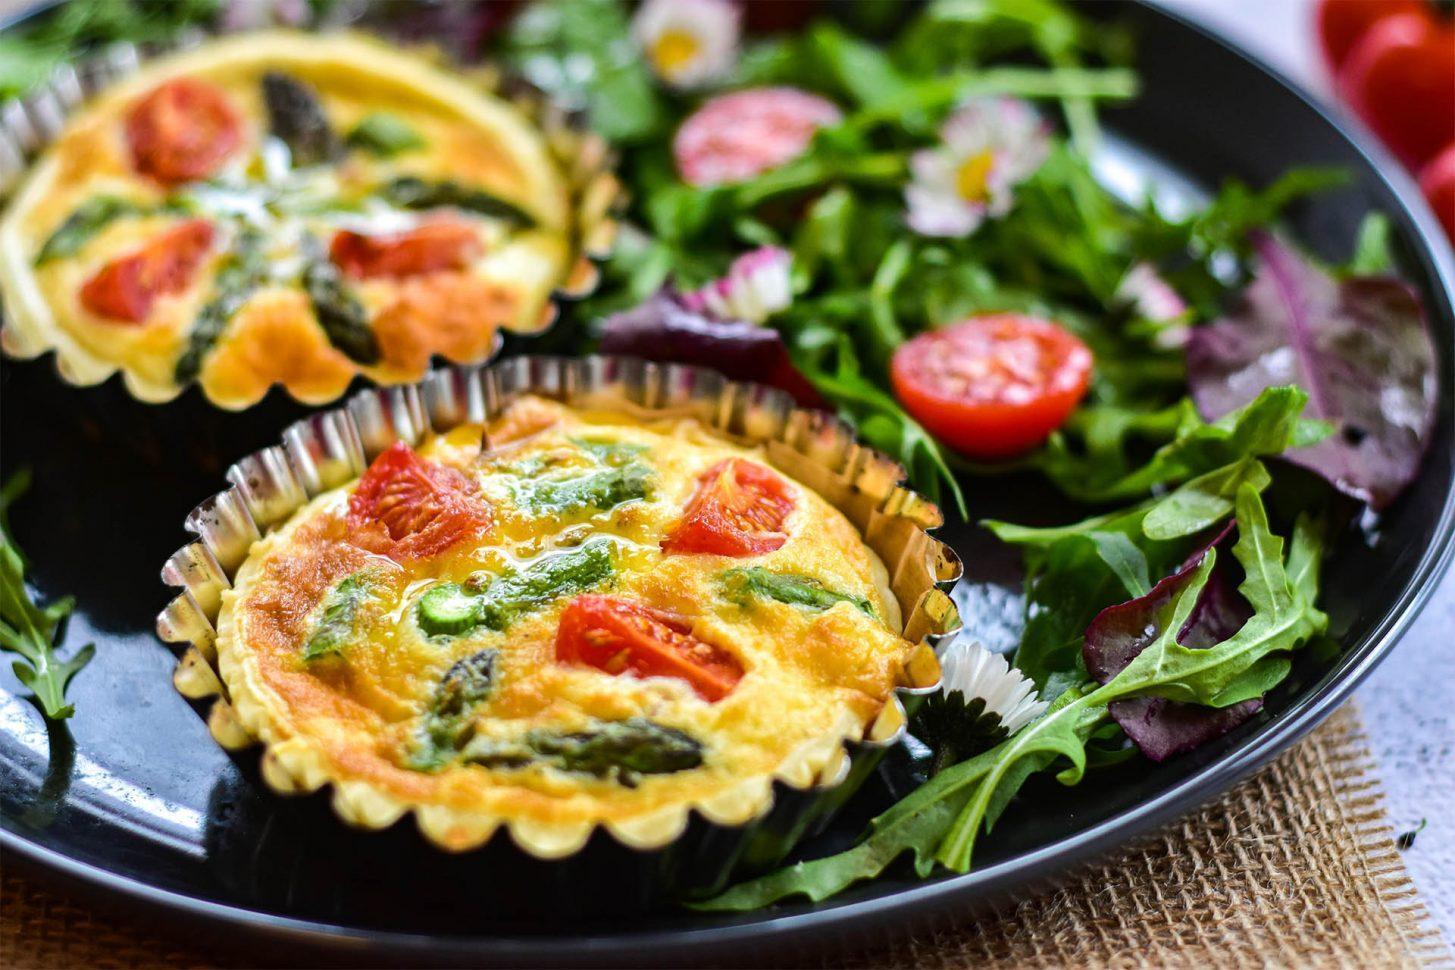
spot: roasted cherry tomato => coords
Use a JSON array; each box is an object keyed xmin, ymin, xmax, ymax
[
  {"xmin": 661, "ymin": 458, "xmax": 795, "ymax": 557},
  {"xmin": 330, "ymin": 220, "xmax": 482, "ymax": 279},
  {"xmin": 79, "ymin": 219, "xmax": 215, "ymax": 323},
  {"xmin": 1419, "ymin": 143, "xmax": 1455, "ymax": 243},
  {"xmin": 347, "ymin": 441, "xmax": 492, "ymax": 561},
  {"xmin": 891, "ymin": 314, "xmax": 1093, "ymax": 460},
  {"xmin": 1336, "ymin": 9, "xmax": 1455, "ymax": 170},
  {"xmin": 125, "ymin": 77, "xmax": 243, "ymax": 184},
  {"xmin": 555, "ymin": 595, "xmax": 743, "ymax": 702},
  {"xmin": 1316, "ymin": 0, "xmax": 1422, "ymax": 73},
  {"xmin": 672, "ymin": 87, "xmax": 842, "ymax": 188}
]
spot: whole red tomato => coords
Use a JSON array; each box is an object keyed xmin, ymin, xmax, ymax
[
  {"xmin": 1418, "ymin": 144, "xmax": 1455, "ymax": 244},
  {"xmin": 1334, "ymin": 8, "xmax": 1455, "ymax": 170},
  {"xmin": 1316, "ymin": 0, "xmax": 1423, "ymax": 74}
]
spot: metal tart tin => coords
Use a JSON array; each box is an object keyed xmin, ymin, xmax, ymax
[
  {"xmin": 0, "ymin": 27, "xmax": 623, "ymax": 408},
  {"xmin": 157, "ymin": 355, "xmax": 963, "ymax": 901}
]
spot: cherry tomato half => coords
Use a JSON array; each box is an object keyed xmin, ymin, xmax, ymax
[
  {"xmin": 890, "ymin": 314, "xmax": 1093, "ymax": 460},
  {"xmin": 1336, "ymin": 10, "xmax": 1455, "ymax": 170},
  {"xmin": 1419, "ymin": 144, "xmax": 1455, "ymax": 244},
  {"xmin": 125, "ymin": 78, "xmax": 243, "ymax": 185},
  {"xmin": 556, "ymin": 595, "xmax": 743, "ymax": 702},
  {"xmin": 347, "ymin": 441, "xmax": 492, "ymax": 561},
  {"xmin": 1316, "ymin": 0, "xmax": 1422, "ymax": 74},
  {"xmin": 330, "ymin": 220, "xmax": 483, "ymax": 280},
  {"xmin": 79, "ymin": 219, "xmax": 215, "ymax": 323},
  {"xmin": 661, "ymin": 458, "xmax": 795, "ymax": 557}
]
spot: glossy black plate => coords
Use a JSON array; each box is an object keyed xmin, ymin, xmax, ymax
[{"xmin": 2, "ymin": 3, "xmax": 1453, "ymax": 966}]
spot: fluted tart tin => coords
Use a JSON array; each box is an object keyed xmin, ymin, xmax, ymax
[{"xmin": 157, "ymin": 356, "xmax": 963, "ymax": 898}]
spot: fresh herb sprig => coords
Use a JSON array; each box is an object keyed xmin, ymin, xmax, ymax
[{"xmin": 0, "ymin": 473, "xmax": 94, "ymax": 720}]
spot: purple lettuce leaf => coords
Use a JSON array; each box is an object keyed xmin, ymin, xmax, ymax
[
  {"xmin": 1186, "ymin": 232, "xmax": 1437, "ymax": 509},
  {"xmin": 597, "ymin": 291, "xmax": 825, "ymax": 408},
  {"xmin": 1103, "ymin": 695, "xmax": 1262, "ymax": 762},
  {"xmin": 1083, "ymin": 522, "xmax": 1263, "ymax": 762}
]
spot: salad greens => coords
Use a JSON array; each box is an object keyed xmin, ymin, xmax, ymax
[
  {"xmin": 490, "ymin": 0, "xmax": 1435, "ymax": 908},
  {"xmin": 0, "ymin": 472, "xmax": 94, "ymax": 720},
  {"xmin": 543, "ymin": 2, "xmax": 1361, "ymax": 516},
  {"xmin": 1187, "ymin": 233, "xmax": 1436, "ymax": 509},
  {"xmin": 698, "ymin": 484, "xmax": 1327, "ymax": 909}
]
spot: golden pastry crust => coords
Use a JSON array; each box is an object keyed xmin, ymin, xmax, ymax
[
  {"xmin": 217, "ymin": 398, "xmax": 916, "ymax": 853},
  {"xmin": 0, "ymin": 32, "xmax": 576, "ymax": 408}
]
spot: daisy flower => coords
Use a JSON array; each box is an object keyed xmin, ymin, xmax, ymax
[
  {"xmin": 682, "ymin": 246, "xmax": 792, "ymax": 324},
  {"xmin": 937, "ymin": 639, "xmax": 1047, "ymax": 736},
  {"xmin": 915, "ymin": 639, "xmax": 1048, "ymax": 772},
  {"xmin": 905, "ymin": 97, "xmax": 1051, "ymax": 238},
  {"xmin": 632, "ymin": 0, "xmax": 741, "ymax": 90}
]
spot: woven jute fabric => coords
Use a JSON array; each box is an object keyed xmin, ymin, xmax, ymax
[{"xmin": 2, "ymin": 705, "xmax": 1449, "ymax": 969}]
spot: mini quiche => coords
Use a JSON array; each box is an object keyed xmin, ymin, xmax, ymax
[
  {"xmin": 0, "ymin": 32, "xmax": 581, "ymax": 409},
  {"xmin": 216, "ymin": 397, "xmax": 915, "ymax": 853}
]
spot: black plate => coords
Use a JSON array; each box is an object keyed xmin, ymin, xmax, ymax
[{"xmin": 2, "ymin": 3, "xmax": 1453, "ymax": 966}]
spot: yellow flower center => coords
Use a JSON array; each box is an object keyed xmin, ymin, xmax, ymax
[
  {"xmin": 650, "ymin": 29, "xmax": 701, "ymax": 77},
  {"xmin": 955, "ymin": 151, "xmax": 996, "ymax": 203}
]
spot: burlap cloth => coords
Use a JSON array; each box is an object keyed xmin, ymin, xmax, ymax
[{"xmin": 1, "ymin": 705, "xmax": 1449, "ymax": 969}]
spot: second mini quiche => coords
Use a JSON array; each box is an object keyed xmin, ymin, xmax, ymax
[
  {"xmin": 0, "ymin": 32, "xmax": 582, "ymax": 408},
  {"xmin": 214, "ymin": 397, "xmax": 917, "ymax": 854}
]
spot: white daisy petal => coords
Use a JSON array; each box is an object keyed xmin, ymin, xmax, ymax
[
  {"xmin": 904, "ymin": 97, "xmax": 1051, "ymax": 239},
  {"xmin": 632, "ymin": 0, "xmax": 741, "ymax": 90},
  {"xmin": 937, "ymin": 639, "xmax": 1048, "ymax": 736}
]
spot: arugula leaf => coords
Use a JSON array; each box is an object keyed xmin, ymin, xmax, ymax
[
  {"xmin": 704, "ymin": 484, "xmax": 1325, "ymax": 909},
  {"xmin": 1347, "ymin": 213, "xmax": 1394, "ymax": 276},
  {"xmin": 801, "ymin": 334, "xmax": 967, "ymax": 517},
  {"xmin": 693, "ymin": 685, "xmax": 1104, "ymax": 909},
  {"xmin": 499, "ymin": 0, "xmax": 665, "ymax": 143},
  {"xmin": 1, "ymin": 0, "xmax": 221, "ymax": 99},
  {"xmin": 1117, "ymin": 485, "xmax": 1328, "ymax": 706},
  {"xmin": 1037, "ymin": 386, "xmax": 1328, "ymax": 503},
  {"xmin": 0, "ymin": 473, "xmax": 94, "ymax": 720}
]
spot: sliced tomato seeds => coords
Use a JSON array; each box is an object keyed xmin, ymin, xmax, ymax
[
  {"xmin": 125, "ymin": 77, "xmax": 243, "ymax": 185},
  {"xmin": 556, "ymin": 594, "xmax": 743, "ymax": 702},
  {"xmin": 79, "ymin": 219, "xmax": 215, "ymax": 323},
  {"xmin": 330, "ymin": 220, "xmax": 483, "ymax": 280},
  {"xmin": 347, "ymin": 441, "xmax": 492, "ymax": 561},
  {"xmin": 661, "ymin": 458, "xmax": 794, "ymax": 557}
]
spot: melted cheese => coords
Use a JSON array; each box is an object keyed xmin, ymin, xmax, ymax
[
  {"xmin": 219, "ymin": 400, "xmax": 914, "ymax": 839},
  {"xmin": 0, "ymin": 32, "xmax": 575, "ymax": 408}
]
